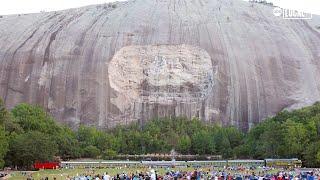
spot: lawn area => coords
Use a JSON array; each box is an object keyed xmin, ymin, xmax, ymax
[
  {"xmin": 7, "ymin": 167, "xmax": 280, "ymax": 180},
  {"xmin": 8, "ymin": 167, "xmax": 194, "ymax": 180}
]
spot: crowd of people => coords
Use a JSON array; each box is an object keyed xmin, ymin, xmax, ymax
[{"xmin": 30, "ymin": 167, "xmax": 320, "ymax": 180}]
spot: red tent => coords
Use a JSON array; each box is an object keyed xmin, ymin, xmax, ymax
[{"xmin": 34, "ymin": 162, "xmax": 60, "ymax": 170}]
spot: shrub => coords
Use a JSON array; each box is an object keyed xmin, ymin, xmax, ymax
[
  {"xmin": 102, "ymin": 149, "xmax": 117, "ymax": 160},
  {"xmin": 83, "ymin": 145, "xmax": 101, "ymax": 158}
]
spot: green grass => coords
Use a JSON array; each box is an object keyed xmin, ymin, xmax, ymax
[
  {"xmin": 9, "ymin": 167, "xmax": 192, "ymax": 180},
  {"xmin": 8, "ymin": 167, "xmax": 280, "ymax": 180}
]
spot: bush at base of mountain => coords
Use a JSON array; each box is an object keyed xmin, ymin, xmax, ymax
[{"xmin": 0, "ymin": 97, "xmax": 320, "ymax": 169}]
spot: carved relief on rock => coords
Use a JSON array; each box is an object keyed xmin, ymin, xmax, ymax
[{"xmin": 108, "ymin": 44, "xmax": 215, "ymax": 122}]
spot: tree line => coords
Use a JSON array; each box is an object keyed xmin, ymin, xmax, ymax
[{"xmin": 0, "ymin": 98, "xmax": 320, "ymax": 169}]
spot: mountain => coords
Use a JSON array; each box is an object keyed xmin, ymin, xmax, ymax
[{"xmin": 0, "ymin": 0, "xmax": 319, "ymax": 130}]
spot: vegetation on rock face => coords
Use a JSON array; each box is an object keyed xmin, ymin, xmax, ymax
[{"xmin": 0, "ymin": 98, "xmax": 320, "ymax": 169}]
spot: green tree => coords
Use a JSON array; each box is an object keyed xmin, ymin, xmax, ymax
[
  {"xmin": 102, "ymin": 149, "xmax": 118, "ymax": 159},
  {"xmin": 6, "ymin": 131, "xmax": 58, "ymax": 169},
  {"xmin": 55, "ymin": 126, "xmax": 81, "ymax": 159},
  {"xmin": 224, "ymin": 127, "xmax": 244, "ymax": 147},
  {"xmin": 77, "ymin": 125, "xmax": 100, "ymax": 147},
  {"xmin": 242, "ymin": 102, "xmax": 320, "ymax": 166},
  {"xmin": 303, "ymin": 141, "xmax": 320, "ymax": 167},
  {"xmin": 0, "ymin": 126, "xmax": 8, "ymax": 168},
  {"xmin": 0, "ymin": 98, "xmax": 11, "ymax": 168},
  {"xmin": 83, "ymin": 145, "xmax": 101, "ymax": 158},
  {"xmin": 0, "ymin": 98, "xmax": 10, "ymax": 125},
  {"xmin": 245, "ymin": 119, "xmax": 283, "ymax": 158},
  {"xmin": 191, "ymin": 130, "xmax": 214, "ymax": 155},
  {"xmin": 11, "ymin": 103, "xmax": 60, "ymax": 135},
  {"xmin": 177, "ymin": 135, "xmax": 191, "ymax": 154},
  {"xmin": 282, "ymin": 120, "xmax": 308, "ymax": 157},
  {"xmin": 213, "ymin": 128, "xmax": 232, "ymax": 158}
]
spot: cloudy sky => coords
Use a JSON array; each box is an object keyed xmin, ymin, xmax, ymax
[{"xmin": 0, "ymin": 0, "xmax": 319, "ymax": 15}]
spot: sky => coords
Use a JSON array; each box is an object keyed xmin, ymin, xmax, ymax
[{"xmin": 0, "ymin": 0, "xmax": 319, "ymax": 15}]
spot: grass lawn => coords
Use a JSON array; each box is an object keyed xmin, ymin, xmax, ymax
[
  {"xmin": 8, "ymin": 167, "xmax": 193, "ymax": 179},
  {"xmin": 8, "ymin": 167, "xmax": 279, "ymax": 180}
]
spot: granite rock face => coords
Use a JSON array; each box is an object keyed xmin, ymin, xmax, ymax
[{"xmin": 0, "ymin": 0, "xmax": 319, "ymax": 130}]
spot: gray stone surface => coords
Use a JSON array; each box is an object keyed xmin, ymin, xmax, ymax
[{"xmin": 0, "ymin": 0, "xmax": 319, "ymax": 130}]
